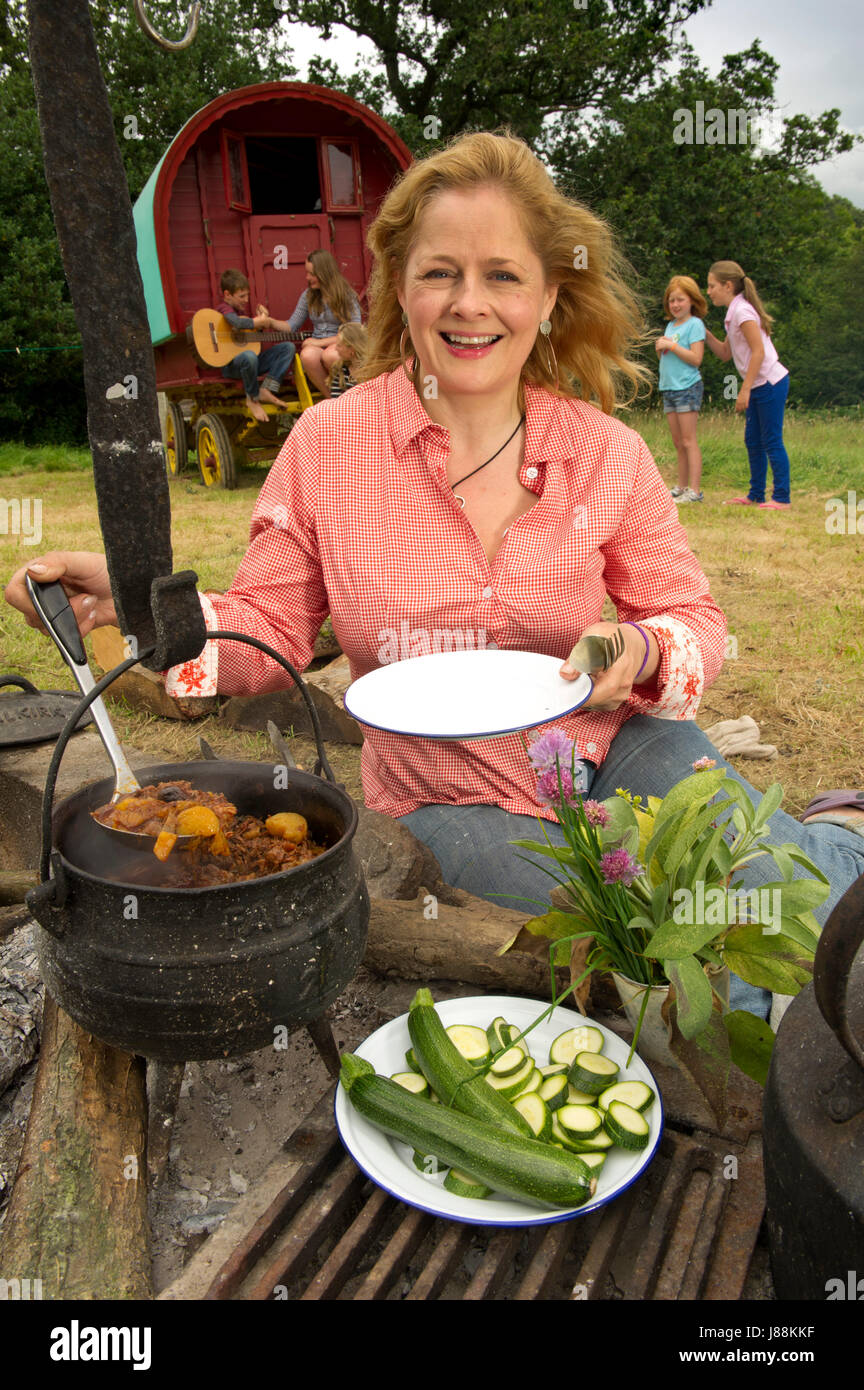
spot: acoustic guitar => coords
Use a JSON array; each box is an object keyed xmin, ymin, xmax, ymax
[{"xmin": 191, "ymin": 309, "xmax": 313, "ymax": 368}]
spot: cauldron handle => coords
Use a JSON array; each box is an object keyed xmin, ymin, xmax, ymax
[
  {"xmin": 37, "ymin": 631, "xmax": 339, "ymax": 882},
  {"xmin": 0, "ymin": 674, "xmax": 38, "ymax": 693},
  {"xmin": 812, "ymin": 870, "xmax": 864, "ymax": 1075}
]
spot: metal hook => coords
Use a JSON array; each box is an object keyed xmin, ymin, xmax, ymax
[{"xmin": 133, "ymin": 1, "xmax": 201, "ymax": 52}]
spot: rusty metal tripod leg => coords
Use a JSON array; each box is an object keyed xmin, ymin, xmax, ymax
[
  {"xmin": 305, "ymin": 1016, "xmax": 342, "ymax": 1080},
  {"xmin": 146, "ymin": 1060, "xmax": 186, "ymax": 1185}
]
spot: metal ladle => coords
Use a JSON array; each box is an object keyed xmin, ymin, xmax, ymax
[{"xmin": 26, "ymin": 575, "xmax": 196, "ymax": 851}]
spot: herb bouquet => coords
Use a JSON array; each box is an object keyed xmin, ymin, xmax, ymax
[{"xmin": 503, "ymin": 727, "xmax": 830, "ymax": 1119}]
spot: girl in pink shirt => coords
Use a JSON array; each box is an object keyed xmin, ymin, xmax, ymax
[{"xmin": 705, "ymin": 260, "xmax": 791, "ymax": 509}]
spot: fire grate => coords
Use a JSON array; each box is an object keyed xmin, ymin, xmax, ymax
[{"xmin": 161, "ymin": 1083, "xmax": 764, "ymax": 1302}]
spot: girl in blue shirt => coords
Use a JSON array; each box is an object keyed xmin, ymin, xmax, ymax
[
  {"xmin": 288, "ymin": 249, "xmax": 362, "ymax": 395},
  {"xmin": 655, "ymin": 276, "xmax": 707, "ymax": 503}
]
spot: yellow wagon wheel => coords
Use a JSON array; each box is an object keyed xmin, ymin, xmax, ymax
[
  {"xmin": 195, "ymin": 413, "xmax": 237, "ymax": 490},
  {"xmin": 162, "ymin": 401, "xmax": 188, "ymax": 476}
]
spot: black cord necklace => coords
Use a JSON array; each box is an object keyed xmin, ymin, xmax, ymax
[{"xmin": 451, "ymin": 412, "xmax": 526, "ymax": 509}]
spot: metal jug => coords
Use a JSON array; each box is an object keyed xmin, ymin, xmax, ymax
[{"xmin": 763, "ymin": 871, "xmax": 864, "ymax": 1300}]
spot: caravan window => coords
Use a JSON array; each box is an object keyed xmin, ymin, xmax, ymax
[
  {"xmin": 245, "ymin": 137, "xmax": 322, "ymax": 214},
  {"xmin": 323, "ymin": 141, "xmax": 361, "ymax": 210}
]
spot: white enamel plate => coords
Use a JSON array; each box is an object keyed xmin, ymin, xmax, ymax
[
  {"xmin": 335, "ymin": 994, "xmax": 664, "ymax": 1228},
  {"xmin": 343, "ymin": 649, "xmax": 592, "ymax": 739}
]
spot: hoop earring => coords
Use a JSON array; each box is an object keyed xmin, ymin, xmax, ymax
[
  {"xmin": 399, "ymin": 326, "xmax": 415, "ymax": 380},
  {"xmin": 538, "ymin": 319, "xmax": 558, "ymax": 387}
]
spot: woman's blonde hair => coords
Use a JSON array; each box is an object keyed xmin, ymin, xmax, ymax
[
  {"xmin": 306, "ymin": 248, "xmax": 360, "ymax": 324},
  {"xmin": 336, "ymin": 321, "xmax": 368, "ymax": 362},
  {"xmin": 663, "ymin": 275, "xmax": 707, "ymax": 319},
  {"xmin": 358, "ymin": 131, "xmax": 649, "ymax": 412},
  {"xmin": 709, "ymin": 260, "xmax": 774, "ymax": 335}
]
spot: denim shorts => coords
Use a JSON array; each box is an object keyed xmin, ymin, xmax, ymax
[{"xmin": 661, "ymin": 381, "xmax": 704, "ymax": 414}]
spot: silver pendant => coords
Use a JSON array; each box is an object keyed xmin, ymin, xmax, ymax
[{"xmin": 454, "ymin": 494, "xmax": 466, "ymax": 509}]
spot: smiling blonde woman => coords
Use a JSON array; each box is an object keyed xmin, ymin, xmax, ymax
[{"xmin": 7, "ymin": 132, "xmax": 863, "ymax": 1026}]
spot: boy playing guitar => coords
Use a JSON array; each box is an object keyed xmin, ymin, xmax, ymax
[{"xmin": 214, "ymin": 269, "xmax": 297, "ymax": 423}]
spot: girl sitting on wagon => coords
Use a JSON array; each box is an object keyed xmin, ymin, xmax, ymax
[{"xmin": 287, "ymin": 250, "xmax": 362, "ymax": 395}]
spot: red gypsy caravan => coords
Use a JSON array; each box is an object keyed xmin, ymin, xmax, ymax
[{"xmin": 133, "ymin": 82, "xmax": 412, "ymax": 488}]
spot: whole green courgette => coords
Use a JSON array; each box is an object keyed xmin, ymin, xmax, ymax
[
  {"xmin": 340, "ymin": 1054, "xmax": 596, "ymax": 1209},
  {"xmin": 407, "ymin": 988, "xmax": 533, "ymax": 1138}
]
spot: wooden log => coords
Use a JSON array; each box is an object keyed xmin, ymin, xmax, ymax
[
  {"xmin": 0, "ymin": 871, "xmax": 38, "ymax": 906},
  {"xmin": 0, "ymin": 994, "xmax": 152, "ymax": 1299},
  {"xmin": 364, "ymin": 888, "xmax": 569, "ymax": 995}
]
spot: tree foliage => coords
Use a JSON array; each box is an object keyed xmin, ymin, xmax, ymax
[
  {"xmin": 544, "ymin": 42, "xmax": 862, "ymax": 404},
  {"xmin": 0, "ymin": 4, "xmax": 861, "ymax": 439},
  {"xmin": 0, "ymin": 0, "xmax": 293, "ymax": 440},
  {"xmin": 292, "ymin": 0, "xmax": 709, "ymax": 149}
]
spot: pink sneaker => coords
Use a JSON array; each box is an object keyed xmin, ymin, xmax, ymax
[{"xmin": 722, "ymin": 496, "xmax": 755, "ymax": 505}]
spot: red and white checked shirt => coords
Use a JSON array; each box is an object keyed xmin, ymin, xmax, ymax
[{"xmin": 166, "ymin": 368, "xmax": 727, "ymax": 820}]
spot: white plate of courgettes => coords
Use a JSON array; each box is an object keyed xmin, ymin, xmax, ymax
[{"xmin": 335, "ymin": 994, "xmax": 664, "ymax": 1227}]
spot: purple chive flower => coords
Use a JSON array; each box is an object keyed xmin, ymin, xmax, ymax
[
  {"xmin": 692, "ymin": 756, "xmax": 717, "ymax": 771},
  {"xmin": 583, "ymin": 799, "xmax": 609, "ymax": 827},
  {"xmin": 536, "ymin": 765, "xmax": 581, "ymax": 807},
  {"xmin": 599, "ymin": 848, "xmax": 643, "ymax": 886},
  {"xmin": 527, "ymin": 726, "xmax": 578, "ymax": 773}
]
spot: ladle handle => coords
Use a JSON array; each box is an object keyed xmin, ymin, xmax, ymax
[{"xmin": 25, "ymin": 577, "xmax": 140, "ymax": 798}]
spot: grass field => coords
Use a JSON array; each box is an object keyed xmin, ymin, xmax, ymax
[{"xmin": 1, "ymin": 407, "xmax": 862, "ymax": 816}]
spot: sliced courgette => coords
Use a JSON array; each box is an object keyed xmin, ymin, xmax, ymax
[
  {"xmin": 557, "ymin": 1103, "xmax": 603, "ymax": 1140},
  {"xmin": 486, "ymin": 1016, "xmax": 512, "ymax": 1052},
  {"xmin": 603, "ymin": 1100, "xmax": 651, "ymax": 1151},
  {"xmin": 405, "ymin": 1048, "xmax": 423, "ymax": 1074},
  {"xmin": 549, "ymin": 1025, "xmax": 605, "ymax": 1067},
  {"xmin": 567, "ymin": 1083, "xmax": 601, "ymax": 1105},
  {"xmin": 391, "ymin": 1071, "xmax": 430, "ymax": 1096},
  {"xmin": 539, "ymin": 1063, "xmax": 569, "ymax": 1077},
  {"xmin": 503, "ymin": 1024, "xmax": 530, "ymax": 1054},
  {"xmin": 567, "ymin": 1051, "xmax": 620, "ymax": 1095},
  {"xmin": 446, "ymin": 1024, "xmax": 492, "ymax": 1068},
  {"xmin": 567, "ymin": 1127, "xmax": 615, "ymax": 1152},
  {"xmin": 550, "ymin": 1114, "xmax": 580, "ymax": 1151},
  {"xmin": 597, "ymin": 1080, "xmax": 655, "ymax": 1113},
  {"xmin": 489, "ymin": 1045, "xmax": 527, "ymax": 1077},
  {"xmin": 512, "ymin": 1091, "xmax": 552, "ymax": 1141},
  {"xmin": 442, "ymin": 1168, "xmax": 493, "ymax": 1199},
  {"xmin": 578, "ymin": 1151, "xmax": 607, "ymax": 1173},
  {"xmin": 512, "ymin": 1068, "xmax": 543, "ymax": 1101},
  {"xmin": 538, "ymin": 1073, "xmax": 569, "ymax": 1112},
  {"xmin": 484, "ymin": 1054, "xmax": 536, "ymax": 1098}
]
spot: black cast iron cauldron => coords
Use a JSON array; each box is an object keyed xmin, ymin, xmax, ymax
[
  {"xmin": 763, "ymin": 870, "xmax": 864, "ymax": 1299},
  {"xmin": 25, "ymin": 633, "xmax": 369, "ymax": 1063}
]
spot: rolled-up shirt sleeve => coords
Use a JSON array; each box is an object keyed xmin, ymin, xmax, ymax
[
  {"xmin": 164, "ymin": 411, "xmax": 328, "ymax": 698},
  {"xmin": 602, "ymin": 438, "xmax": 727, "ymax": 719}
]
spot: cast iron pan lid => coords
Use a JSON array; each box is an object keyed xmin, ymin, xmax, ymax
[{"xmin": 0, "ymin": 674, "xmax": 93, "ymax": 748}]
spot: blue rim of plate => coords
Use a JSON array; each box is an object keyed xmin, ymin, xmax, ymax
[
  {"xmin": 333, "ymin": 996, "xmax": 665, "ymax": 1228},
  {"xmin": 343, "ymin": 654, "xmax": 594, "ymax": 740}
]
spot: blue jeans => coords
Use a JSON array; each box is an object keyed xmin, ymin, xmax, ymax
[
  {"xmin": 744, "ymin": 375, "xmax": 790, "ymax": 504},
  {"xmin": 221, "ymin": 343, "xmax": 296, "ymax": 398},
  {"xmin": 399, "ymin": 714, "xmax": 864, "ymax": 1019}
]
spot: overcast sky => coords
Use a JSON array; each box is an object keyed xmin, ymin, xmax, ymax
[{"xmin": 283, "ymin": 0, "xmax": 864, "ymax": 208}]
